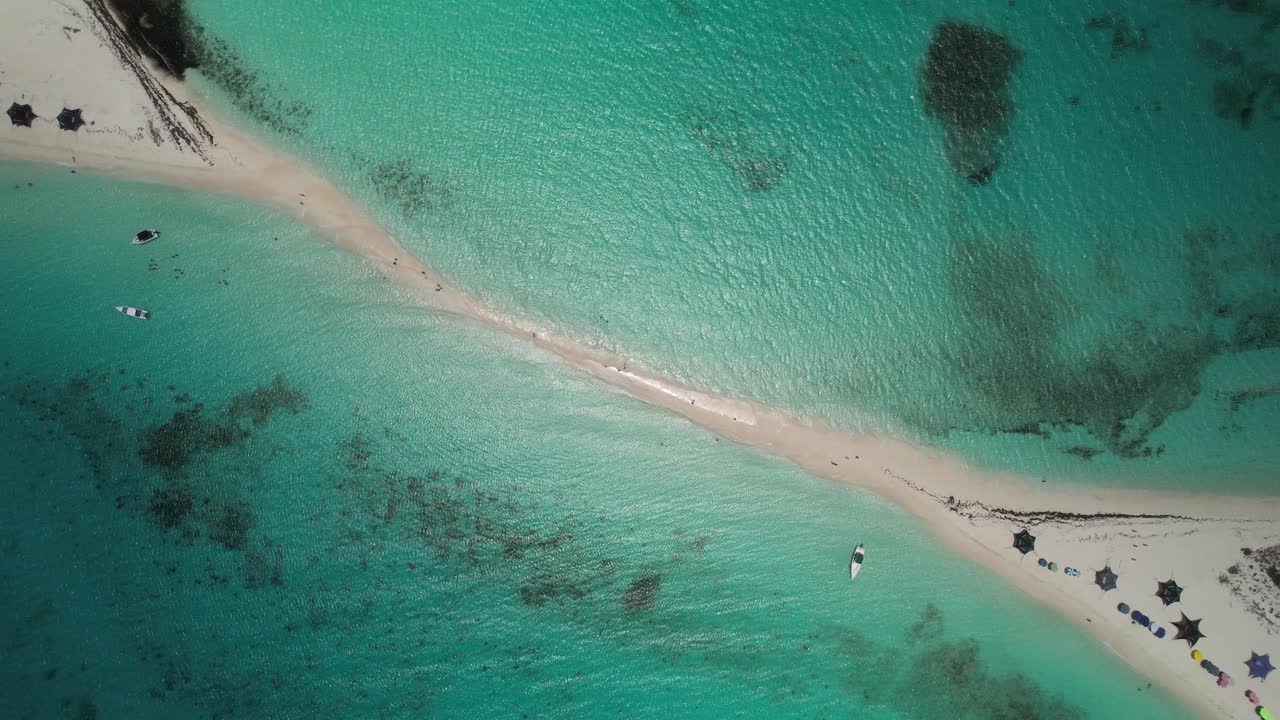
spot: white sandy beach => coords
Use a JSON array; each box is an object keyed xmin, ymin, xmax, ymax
[{"xmin": 3, "ymin": 2, "xmax": 1279, "ymax": 718}]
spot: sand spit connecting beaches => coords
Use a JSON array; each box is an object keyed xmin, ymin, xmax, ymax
[{"xmin": 3, "ymin": 2, "xmax": 1279, "ymax": 718}]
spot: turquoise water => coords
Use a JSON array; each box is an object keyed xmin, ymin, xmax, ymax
[
  {"xmin": 181, "ymin": 0, "xmax": 1280, "ymax": 491},
  {"xmin": 0, "ymin": 162, "xmax": 1194, "ymax": 719}
]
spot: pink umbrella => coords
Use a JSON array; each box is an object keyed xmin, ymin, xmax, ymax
[
  {"xmin": 1217, "ymin": 672, "xmax": 1232, "ymax": 688},
  {"xmin": 1247, "ymin": 689, "xmax": 1259, "ymax": 704}
]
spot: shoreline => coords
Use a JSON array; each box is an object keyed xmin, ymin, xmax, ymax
[{"xmin": 4, "ymin": 3, "xmax": 1279, "ymax": 719}]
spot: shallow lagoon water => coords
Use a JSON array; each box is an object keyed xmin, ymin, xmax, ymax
[
  {"xmin": 179, "ymin": 0, "xmax": 1280, "ymax": 491},
  {"xmin": 0, "ymin": 163, "xmax": 1194, "ymax": 718}
]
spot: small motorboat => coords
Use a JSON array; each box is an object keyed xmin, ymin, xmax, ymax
[
  {"xmin": 131, "ymin": 229, "xmax": 160, "ymax": 245},
  {"xmin": 116, "ymin": 305, "xmax": 150, "ymax": 319},
  {"xmin": 849, "ymin": 543, "xmax": 865, "ymax": 581}
]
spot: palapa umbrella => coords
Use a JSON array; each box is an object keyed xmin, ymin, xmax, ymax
[
  {"xmin": 1172, "ymin": 613, "xmax": 1205, "ymax": 648},
  {"xmin": 1247, "ymin": 652, "xmax": 1275, "ymax": 681},
  {"xmin": 1095, "ymin": 566, "xmax": 1119, "ymax": 591},
  {"xmin": 1012, "ymin": 529, "xmax": 1036, "ymax": 555},
  {"xmin": 1156, "ymin": 578, "xmax": 1183, "ymax": 606},
  {"xmin": 7, "ymin": 102, "xmax": 36, "ymax": 127},
  {"xmin": 56, "ymin": 107, "xmax": 84, "ymax": 131}
]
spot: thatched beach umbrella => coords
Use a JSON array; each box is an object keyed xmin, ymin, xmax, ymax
[
  {"xmin": 1247, "ymin": 652, "xmax": 1275, "ymax": 681},
  {"xmin": 57, "ymin": 108, "xmax": 85, "ymax": 131},
  {"xmin": 1172, "ymin": 613, "xmax": 1205, "ymax": 648},
  {"xmin": 1094, "ymin": 566, "xmax": 1118, "ymax": 591},
  {"xmin": 7, "ymin": 102, "xmax": 36, "ymax": 127},
  {"xmin": 1012, "ymin": 529, "xmax": 1036, "ymax": 554},
  {"xmin": 1156, "ymin": 578, "xmax": 1183, "ymax": 606}
]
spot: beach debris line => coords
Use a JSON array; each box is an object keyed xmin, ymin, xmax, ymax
[
  {"xmin": 1247, "ymin": 652, "xmax": 1275, "ymax": 681},
  {"xmin": 1011, "ymin": 528, "xmax": 1036, "ymax": 554},
  {"xmin": 1156, "ymin": 578, "xmax": 1184, "ymax": 606},
  {"xmin": 1094, "ymin": 566, "xmax": 1119, "ymax": 592},
  {"xmin": 84, "ymin": 0, "xmax": 215, "ymax": 160},
  {"xmin": 57, "ymin": 108, "xmax": 86, "ymax": 131},
  {"xmin": 6, "ymin": 102, "xmax": 37, "ymax": 127},
  {"xmin": 1172, "ymin": 613, "xmax": 1205, "ymax": 648}
]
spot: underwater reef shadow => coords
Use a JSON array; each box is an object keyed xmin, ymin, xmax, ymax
[
  {"xmin": 939, "ymin": 225, "xmax": 1280, "ymax": 460},
  {"xmin": 328, "ymin": 416, "xmax": 1086, "ymax": 716},
  {"xmin": 4, "ymin": 368, "xmax": 307, "ymax": 573},
  {"xmin": 680, "ymin": 106, "xmax": 793, "ymax": 192},
  {"xmin": 920, "ymin": 19, "xmax": 1021, "ymax": 186}
]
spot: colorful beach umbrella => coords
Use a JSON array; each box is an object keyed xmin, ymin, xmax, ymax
[
  {"xmin": 1012, "ymin": 529, "xmax": 1036, "ymax": 554},
  {"xmin": 1094, "ymin": 566, "xmax": 1118, "ymax": 591},
  {"xmin": 1156, "ymin": 578, "xmax": 1183, "ymax": 606},
  {"xmin": 1260, "ymin": 706, "xmax": 1273, "ymax": 720},
  {"xmin": 1172, "ymin": 613, "xmax": 1205, "ymax": 648},
  {"xmin": 1218, "ymin": 672, "xmax": 1233, "ymax": 688},
  {"xmin": 1117, "ymin": 602, "xmax": 1130, "ymax": 614},
  {"xmin": 7, "ymin": 102, "xmax": 36, "ymax": 127},
  {"xmin": 56, "ymin": 107, "xmax": 84, "ymax": 131},
  {"xmin": 1247, "ymin": 652, "xmax": 1275, "ymax": 681}
]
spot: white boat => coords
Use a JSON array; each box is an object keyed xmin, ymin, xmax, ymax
[
  {"xmin": 131, "ymin": 229, "xmax": 160, "ymax": 245},
  {"xmin": 116, "ymin": 305, "xmax": 150, "ymax": 319},
  {"xmin": 849, "ymin": 543, "xmax": 865, "ymax": 581}
]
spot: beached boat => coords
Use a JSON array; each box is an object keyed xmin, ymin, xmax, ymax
[
  {"xmin": 131, "ymin": 229, "xmax": 160, "ymax": 245},
  {"xmin": 849, "ymin": 543, "xmax": 865, "ymax": 581},
  {"xmin": 115, "ymin": 305, "xmax": 150, "ymax": 319}
]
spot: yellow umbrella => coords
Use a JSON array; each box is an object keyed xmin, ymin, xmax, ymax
[{"xmin": 1191, "ymin": 649, "xmax": 1204, "ymax": 663}]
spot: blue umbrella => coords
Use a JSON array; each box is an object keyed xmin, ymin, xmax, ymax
[{"xmin": 1247, "ymin": 652, "xmax": 1275, "ymax": 681}]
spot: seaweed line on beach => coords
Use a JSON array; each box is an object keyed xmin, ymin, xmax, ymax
[
  {"xmin": 83, "ymin": 0, "xmax": 214, "ymax": 160},
  {"xmin": 890, "ymin": 471, "xmax": 1208, "ymax": 526}
]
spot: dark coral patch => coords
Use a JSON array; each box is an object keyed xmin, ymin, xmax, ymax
[
  {"xmin": 367, "ymin": 159, "xmax": 456, "ymax": 217},
  {"xmin": 210, "ymin": 501, "xmax": 254, "ymax": 551},
  {"xmin": 682, "ymin": 107, "xmax": 791, "ymax": 192},
  {"xmin": 943, "ymin": 225, "xmax": 1280, "ymax": 459},
  {"xmin": 920, "ymin": 20, "xmax": 1021, "ymax": 184},
  {"xmin": 623, "ymin": 574, "xmax": 661, "ymax": 613},
  {"xmin": 148, "ymin": 486, "xmax": 196, "ymax": 529},
  {"xmin": 138, "ymin": 403, "xmax": 240, "ymax": 471},
  {"xmin": 224, "ymin": 374, "xmax": 308, "ymax": 426},
  {"xmin": 1084, "ymin": 15, "xmax": 1150, "ymax": 57}
]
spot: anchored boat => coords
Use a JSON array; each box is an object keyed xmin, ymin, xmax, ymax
[
  {"xmin": 131, "ymin": 229, "xmax": 160, "ymax": 245},
  {"xmin": 849, "ymin": 543, "xmax": 865, "ymax": 581},
  {"xmin": 115, "ymin": 305, "xmax": 150, "ymax": 319}
]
